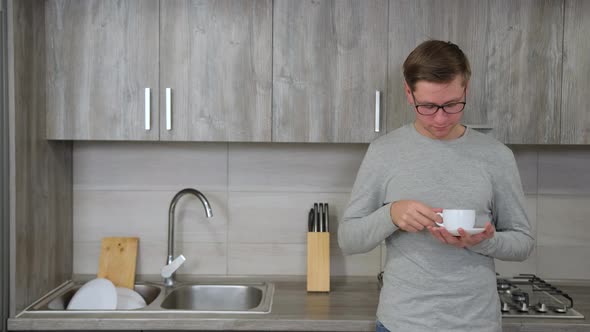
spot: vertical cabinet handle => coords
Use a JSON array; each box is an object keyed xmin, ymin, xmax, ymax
[
  {"xmin": 144, "ymin": 88, "xmax": 151, "ymax": 130},
  {"xmin": 166, "ymin": 88, "xmax": 172, "ymax": 131},
  {"xmin": 375, "ymin": 91, "xmax": 381, "ymax": 132}
]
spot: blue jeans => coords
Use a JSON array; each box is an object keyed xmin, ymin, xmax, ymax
[{"xmin": 376, "ymin": 320, "xmax": 391, "ymax": 332}]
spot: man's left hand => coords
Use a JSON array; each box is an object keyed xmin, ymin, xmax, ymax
[{"xmin": 428, "ymin": 222, "xmax": 495, "ymax": 248}]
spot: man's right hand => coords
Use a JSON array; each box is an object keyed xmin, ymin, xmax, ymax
[{"xmin": 390, "ymin": 200, "xmax": 442, "ymax": 232}]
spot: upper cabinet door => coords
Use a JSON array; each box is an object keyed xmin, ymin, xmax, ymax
[
  {"xmin": 273, "ymin": 0, "xmax": 388, "ymax": 143},
  {"xmin": 46, "ymin": 0, "xmax": 160, "ymax": 140},
  {"xmin": 388, "ymin": 0, "xmax": 489, "ymax": 131},
  {"xmin": 562, "ymin": 0, "xmax": 590, "ymax": 144},
  {"xmin": 486, "ymin": 0, "xmax": 562, "ymax": 144},
  {"xmin": 388, "ymin": 0, "xmax": 562, "ymax": 144},
  {"xmin": 160, "ymin": 0, "xmax": 272, "ymax": 142}
]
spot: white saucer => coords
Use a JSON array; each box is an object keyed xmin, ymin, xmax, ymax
[{"xmin": 444, "ymin": 228, "xmax": 485, "ymax": 236}]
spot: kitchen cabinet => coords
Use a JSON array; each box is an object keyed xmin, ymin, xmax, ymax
[
  {"xmin": 39, "ymin": 0, "xmax": 590, "ymax": 144},
  {"xmin": 160, "ymin": 0, "xmax": 272, "ymax": 142},
  {"xmin": 45, "ymin": 0, "xmax": 160, "ymax": 140},
  {"xmin": 272, "ymin": 0, "xmax": 388, "ymax": 143},
  {"xmin": 561, "ymin": 0, "xmax": 590, "ymax": 144},
  {"xmin": 46, "ymin": 0, "xmax": 272, "ymax": 142},
  {"xmin": 388, "ymin": 0, "xmax": 490, "ymax": 131},
  {"xmin": 388, "ymin": 0, "xmax": 562, "ymax": 144}
]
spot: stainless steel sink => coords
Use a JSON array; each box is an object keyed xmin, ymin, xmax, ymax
[
  {"xmin": 23, "ymin": 280, "xmax": 274, "ymax": 314},
  {"xmin": 33, "ymin": 284, "xmax": 161, "ymax": 311},
  {"xmin": 160, "ymin": 284, "xmax": 270, "ymax": 312}
]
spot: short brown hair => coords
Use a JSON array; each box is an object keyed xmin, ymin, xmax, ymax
[{"xmin": 403, "ymin": 40, "xmax": 471, "ymax": 91}]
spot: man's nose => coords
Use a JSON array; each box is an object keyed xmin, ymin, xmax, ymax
[{"xmin": 433, "ymin": 108, "xmax": 450, "ymax": 122}]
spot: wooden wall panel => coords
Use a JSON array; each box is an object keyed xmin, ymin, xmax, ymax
[
  {"xmin": 486, "ymin": 0, "xmax": 562, "ymax": 144},
  {"xmin": 45, "ymin": 0, "xmax": 160, "ymax": 140},
  {"xmin": 388, "ymin": 0, "xmax": 562, "ymax": 144},
  {"xmin": 562, "ymin": 0, "xmax": 590, "ymax": 144},
  {"xmin": 273, "ymin": 0, "xmax": 388, "ymax": 142},
  {"xmin": 160, "ymin": 0, "xmax": 272, "ymax": 142},
  {"xmin": 10, "ymin": 0, "xmax": 72, "ymax": 315}
]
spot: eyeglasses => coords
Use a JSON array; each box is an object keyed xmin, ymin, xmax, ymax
[{"xmin": 410, "ymin": 90, "xmax": 467, "ymax": 116}]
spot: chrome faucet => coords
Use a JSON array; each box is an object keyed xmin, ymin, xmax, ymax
[{"xmin": 162, "ymin": 188, "xmax": 213, "ymax": 287}]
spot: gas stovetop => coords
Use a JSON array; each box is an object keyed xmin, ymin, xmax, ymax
[{"xmin": 498, "ymin": 274, "xmax": 584, "ymax": 319}]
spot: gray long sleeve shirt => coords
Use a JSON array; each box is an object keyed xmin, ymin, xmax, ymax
[{"xmin": 338, "ymin": 124, "xmax": 534, "ymax": 332}]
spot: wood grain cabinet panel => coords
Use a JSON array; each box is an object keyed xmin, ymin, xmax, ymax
[
  {"xmin": 562, "ymin": 0, "xmax": 590, "ymax": 144},
  {"xmin": 486, "ymin": 0, "xmax": 562, "ymax": 144},
  {"xmin": 160, "ymin": 0, "xmax": 272, "ymax": 142},
  {"xmin": 273, "ymin": 0, "xmax": 388, "ymax": 143},
  {"xmin": 388, "ymin": 0, "xmax": 562, "ymax": 144},
  {"xmin": 388, "ymin": 0, "xmax": 490, "ymax": 132},
  {"xmin": 42, "ymin": 0, "xmax": 587, "ymax": 145},
  {"xmin": 45, "ymin": 0, "xmax": 160, "ymax": 140}
]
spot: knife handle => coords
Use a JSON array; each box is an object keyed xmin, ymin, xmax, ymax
[
  {"xmin": 318, "ymin": 203, "xmax": 324, "ymax": 232},
  {"xmin": 325, "ymin": 203, "xmax": 329, "ymax": 232},
  {"xmin": 313, "ymin": 203, "xmax": 319, "ymax": 232}
]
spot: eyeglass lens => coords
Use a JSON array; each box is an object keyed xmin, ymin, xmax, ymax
[{"xmin": 416, "ymin": 103, "xmax": 465, "ymax": 115}]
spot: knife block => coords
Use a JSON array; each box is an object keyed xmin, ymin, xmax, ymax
[{"xmin": 306, "ymin": 232, "xmax": 330, "ymax": 292}]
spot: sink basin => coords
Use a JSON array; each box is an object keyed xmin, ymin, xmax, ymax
[
  {"xmin": 23, "ymin": 280, "xmax": 273, "ymax": 314},
  {"xmin": 160, "ymin": 283, "xmax": 273, "ymax": 313},
  {"xmin": 33, "ymin": 284, "xmax": 161, "ymax": 311}
]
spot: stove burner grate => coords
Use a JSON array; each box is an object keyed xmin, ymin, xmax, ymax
[{"xmin": 497, "ymin": 273, "xmax": 584, "ymax": 319}]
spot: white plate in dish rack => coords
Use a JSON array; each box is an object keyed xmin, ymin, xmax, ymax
[
  {"xmin": 67, "ymin": 278, "xmax": 117, "ymax": 310},
  {"xmin": 116, "ymin": 287, "xmax": 146, "ymax": 309}
]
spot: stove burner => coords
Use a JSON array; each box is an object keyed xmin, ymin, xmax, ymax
[
  {"xmin": 535, "ymin": 303, "xmax": 548, "ymax": 313},
  {"xmin": 517, "ymin": 301, "xmax": 529, "ymax": 312},
  {"xmin": 501, "ymin": 301, "xmax": 510, "ymax": 313},
  {"xmin": 497, "ymin": 274, "xmax": 584, "ymax": 319}
]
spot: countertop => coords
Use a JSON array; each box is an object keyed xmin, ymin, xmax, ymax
[{"xmin": 8, "ymin": 275, "xmax": 590, "ymax": 331}]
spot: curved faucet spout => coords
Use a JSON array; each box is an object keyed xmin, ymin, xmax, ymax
[{"xmin": 164, "ymin": 188, "xmax": 213, "ymax": 286}]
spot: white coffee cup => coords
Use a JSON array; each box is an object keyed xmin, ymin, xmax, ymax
[{"xmin": 435, "ymin": 209, "xmax": 476, "ymax": 230}]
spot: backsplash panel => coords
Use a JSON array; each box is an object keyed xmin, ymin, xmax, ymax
[
  {"xmin": 538, "ymin": 147, "xmax": 590, "ymax": 195},
  {"xmin": 73, "ymin": 142, "xmax": 590, "ymax": 279},
  {"xmin": 228, "ymin": 143, "xmax": 367, "ymax": 192},
  {"xmin": 74, "ymin": 142, "xmax": 228, "ymax": 191},
  {"xmin": 537, "ymin": 195, "xmax": 590, "ymax": 247},
  {"xmin": 73, "ymin": 190, "xmax": 228, "ymax": 275},
  {"xmin": 227, "ymin": 192, "xmax": 350, "ymax": 244}
]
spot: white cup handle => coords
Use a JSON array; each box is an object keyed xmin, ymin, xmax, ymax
[{"xmin": 435, "ymin": 212, "xmax": 444, "ymax": 227}]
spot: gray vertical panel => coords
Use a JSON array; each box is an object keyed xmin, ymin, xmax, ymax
[
  {"xmin": 45, "ymin": 0, "xmax": 160, "ymax": 140},
  {"xmin": 388, "ymin": 0, "xmax": 562, "ymax": 144},
  {"xmin": 388, "ymin": 0, "xmax": 489, "ymax": 131},
  {"xmin": 160, "ymin": 0, "xmax": 272, "ymax": 142},
  {"xmin": 562, "ymin": 0, "xmax": 590, "ymax": 144},
  {"xmin": 273, "ymin": 0, "xmax": 388, "ymax": 143},
  {"xmin": 12, "ymin": 0, "xmax": 73, "ymax": 314},
  {"xmin": 486, "ymin": 0, "xmax": 562, "ymax": 144},
  {"xmin": 1, "ymin": 0, "xmax": 9, "ymax": 329}
]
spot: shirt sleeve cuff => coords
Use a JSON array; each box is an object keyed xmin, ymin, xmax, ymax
[{"xmin": 377, "ymin": 203, "xmax": 398, "ymax": 235}]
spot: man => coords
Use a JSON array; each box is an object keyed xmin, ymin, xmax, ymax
[{"xmin": 338, "ymin": 40, "xmax": 534, "ymax": 332}]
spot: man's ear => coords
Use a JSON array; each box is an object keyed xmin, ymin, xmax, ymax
[{"xmin": 404, "ymin": 81, "xmax": 413, "ymax": 104}]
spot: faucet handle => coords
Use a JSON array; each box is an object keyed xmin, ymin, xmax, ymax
[{"xmin": 161, "ymin": 254, "xmax": 186, "ymax": 278}]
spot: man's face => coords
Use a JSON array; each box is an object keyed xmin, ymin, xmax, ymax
[{"xmin": 404, "ymin": 76, "xmax": 468, "ymax": 140}]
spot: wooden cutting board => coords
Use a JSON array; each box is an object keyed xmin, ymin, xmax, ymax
[{"xmin": 97, "ymin": 237, "xmax": 139, "ymax": 289}]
